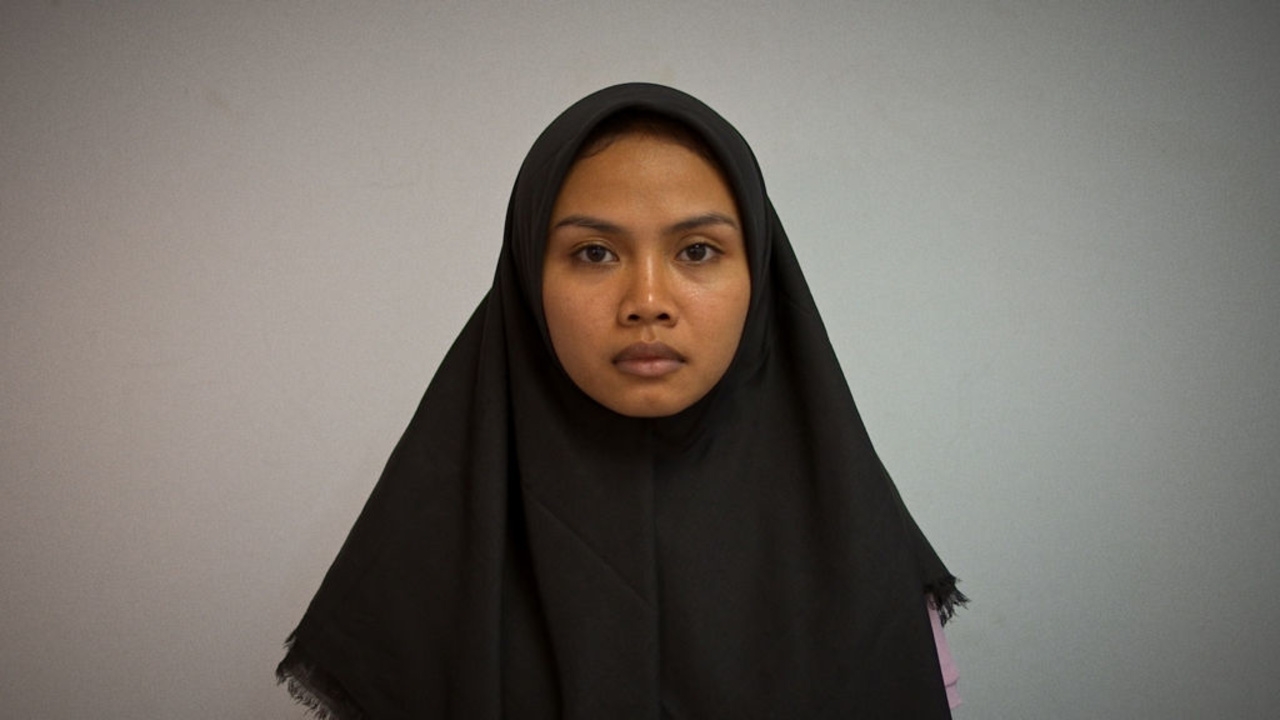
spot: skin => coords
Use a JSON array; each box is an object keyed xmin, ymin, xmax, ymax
[{"xmin": 542, "ymin": 133, "xmax": 751, "ymax": 418}]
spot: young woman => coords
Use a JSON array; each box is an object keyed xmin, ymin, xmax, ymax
[{"xmin": 278, "ymin": 83, "xmax": 964, "ymax": 719}]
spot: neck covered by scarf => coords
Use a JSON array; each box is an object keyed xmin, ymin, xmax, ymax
[{"xmin": 278, "ymin": 83, "xmax": 964, "ymax": 719}]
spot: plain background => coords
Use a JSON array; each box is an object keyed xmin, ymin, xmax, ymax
[{"xmin": 3, "ymin": 2, "xmax": 1278, "ymax": 718}]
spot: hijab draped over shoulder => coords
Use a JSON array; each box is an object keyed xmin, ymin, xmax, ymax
[{"xmin": 278, "ymin": 83, "xmax": 964, "ymax": 719}]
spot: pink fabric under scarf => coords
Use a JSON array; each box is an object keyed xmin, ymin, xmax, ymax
[{"xmin": 928, "ymin": 602, "xmax": 962, "ymax": 709}]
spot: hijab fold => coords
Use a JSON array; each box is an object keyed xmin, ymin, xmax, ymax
[{"xmin": 279, "ymin": 83, "xmax": 964, "ymax": 719}]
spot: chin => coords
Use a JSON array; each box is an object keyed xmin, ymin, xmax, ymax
[
  {"xmin": 602, "ymin": 394, "xmax": 691, "ymax": 419},
  {"xmin": 608, "ymin": 402, "xmax": 679, "ymax": 419}
]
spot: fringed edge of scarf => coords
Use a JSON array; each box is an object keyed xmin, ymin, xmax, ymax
[
  {"xmin": 275, "ymin": 632, "xmax": 365, "ymax": 720},
  {"xmin": 926, "ymin": 576, "xmax": 969, "ymax": 626}
]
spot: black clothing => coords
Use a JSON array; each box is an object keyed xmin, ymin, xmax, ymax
[{"xmin": 278, "ymin": 83, "xmax": 963, "ymax": 719}]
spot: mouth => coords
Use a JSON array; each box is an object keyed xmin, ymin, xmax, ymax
[{"xmin": 612, "ymin": 342, "xmax": 686, "ymax": 378}]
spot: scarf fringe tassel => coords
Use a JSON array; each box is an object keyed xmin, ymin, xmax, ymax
[
  {"xmin": 276, "ymin": 633, "xmax": 363, "ymax": 720},
  {"xmin": 926, "ymin": 576, "xmax": 969, "ymax": 626}
]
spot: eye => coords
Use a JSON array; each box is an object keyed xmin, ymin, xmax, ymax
[
  {"xmin": 572, "ymin": 244, "xmax": 617, "ymax": 264},
  {"xmin": 677, "ymin": 242, "xmax": 719, "ymax": 263}
]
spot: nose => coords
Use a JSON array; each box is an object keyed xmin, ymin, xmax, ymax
[{"xmin": 619, "ymin": 256, "xmax": 675, "ymax": 325}]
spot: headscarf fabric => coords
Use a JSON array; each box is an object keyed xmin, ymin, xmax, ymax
[{"xmin": 278, "ymin": 83, "xmax": 963, "ymax": 719}]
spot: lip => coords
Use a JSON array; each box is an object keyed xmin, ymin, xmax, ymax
[{"xmin": 612, "ymin": 342, "xmax": 686, "ymax": 378}]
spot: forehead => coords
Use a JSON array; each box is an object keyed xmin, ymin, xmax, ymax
[
  {"xmin": 575, "ymin": 110, "xmax": 722, "ymax": 169},
  {"xmin": 551, "ymin": 134, "xmax": 739, "ymax": 220}
]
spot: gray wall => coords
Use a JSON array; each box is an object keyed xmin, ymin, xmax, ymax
[{"xmin": 3, "ymin": 2, "xmax": 1277, "ymax": 717}]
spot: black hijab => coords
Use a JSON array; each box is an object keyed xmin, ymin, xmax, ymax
[{"xmin": 278, "ymin": 83, "xmax": 964, "ymax": 719}]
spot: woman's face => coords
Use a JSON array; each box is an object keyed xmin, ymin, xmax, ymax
[{"xmin": 542, "ymin": 133, "xmax": 751, "ymax": 418}]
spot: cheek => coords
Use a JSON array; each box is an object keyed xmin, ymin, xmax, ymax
[
  {"xmin": 700, "ymin": 279, "xmax": 752, "ymax": 359},
  {"xmin": 543, "ymin": 279, "xmax": 607, "ymax": 367},
  {"xmin": 543, "ymin": 292, "xmax": 576, "ymax": 359}
]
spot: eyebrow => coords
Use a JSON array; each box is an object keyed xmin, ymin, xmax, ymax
[
  {"xmin": 550, "ymin": 212, "xmax": 740, "ymax": 236},
  {"xmin": 668, "ymin": 212, "xmax": 740, "ymax": 234}
]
